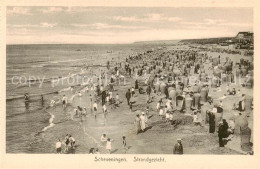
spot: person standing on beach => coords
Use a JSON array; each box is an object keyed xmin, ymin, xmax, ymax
[
  {"xmin": 69, "ymin": 135, "xmax": 76, "ymax": 149},
  {"xmin": 41, "ymin": 95, "xmax": 44, "ymax": 106},
  {"xmin": 93, "ymin": 101, "xmax": 98, "ymax": 119},
  {"xmin": 102, "ymin": 104, "xmax": 108, "ymax": 120},
  {"xmin": 125, "ymin": 89, "xmax": 131, "ymax": 105},
  {"xmin": 131, "ymin": 87, "xmax": 135, "ymax": 97},
  {"xmin": 108, "ymin": 91, "xmax": 113, "ymax": 105},
  {"xmin": 64, "ymin": 134, "xmax": 70, "ymax": 153},
  {"xmin": 135, "ymin": 80, "xmax": 139, "ymax": 90},
  {"xmin": 115, "ymin": 93, "xmax": 120, "ymax": 107},
  {"xmin": 101, "ymin": 90, "xmax": 106, "ymax": 105},
  {"xmin": 56, "ymin": 139, "xmax": 62, "ymax": 154},
  {"xmin": 90, "ymin": 94, "xmax": 93, "ymax": 112},
  {"xmin": 129, "ymin": 67, "xmax": 132, "ymax": 77},
  {"xmin": 82, "ymin": 107, "xmax": 87, "ymax": 121},
  {"xmin": 208, "ymin": 110, "xmax": 216, "ymax": 133},
  {"xmin": 218, "ymin": 121, "xmax": 225, "ymax": 147},
  {"xmin": 62, "ymin": 95, "xmax": 68, "ymax": 110},
  {"xmin": 135, "ymin": 114, "xmax": 141, "ymax": 134},
  {"xmin": 72, "ymin": 108, "xmax": 78, "ymax": 120},
  {"xmin": 106, "ymin": 138, "xmax": 113, "ymax": 154},
  {"xmin": 173, "ymin": 139, "xmax": 183, "ymax": 154},
  {"xmin": 146, "ymin": 85, "xmax": 152, "ymax": 96},
  {"xmin": 122, "ymin": 136, "xmax": 128, "ymax": 153},
  {"xmin": 100, "ymin": 134, "xmax": 107, "ymax": 146},
  {"xmin": 140, "ymin": 112, "xmax": 147, "ymax": 132}
]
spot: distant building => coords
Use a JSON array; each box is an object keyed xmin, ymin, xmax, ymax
[
  {"xmin": 233, "ymin": 32, "xmax": 253, "ymax": 49},
  {"xmin": 235, "ymin": 32, "xmax": 253, "ymax": 42}
]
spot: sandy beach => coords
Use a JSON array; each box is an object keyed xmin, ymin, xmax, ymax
[{"xmin": 19, "ymin": 43, "xmax": 253, "ymax": 155}]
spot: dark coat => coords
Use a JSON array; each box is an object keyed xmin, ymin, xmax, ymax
[
  {"xmin": 173, "ymin": 143, "xmax": 183, "ymax": 154},
  {"xmin": 208, "ymin": 112, "xmax": 215, "ymax": 133},
  {"xmin": 125, "ymin": 91, "xmax": 131, "ymax": 99}
]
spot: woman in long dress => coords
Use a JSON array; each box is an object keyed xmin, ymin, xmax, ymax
[
  {"xmin": 135, "ymin": 114, "xmax": 141, "ymax": 134},
  {"xmin": 140, "ymin": 112, "xmax": 147, "ymax": 132},
  {"xmin": 156, "ymin": 99, "xmax": 162, "ymax": 112},
  {"xmin": 135, "ymin": 80, "xmax": 139, "ymax": 89},
  {"xmin": 208, "ymin": 111, "xmax": 215, "ymax": 133},
  {"xmin": 238, "ymin": 94, "xmax": 246, "ymax": 111}
]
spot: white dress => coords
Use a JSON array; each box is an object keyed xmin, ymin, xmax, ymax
[
  {"xmin": 156, "ymin": 103, "xmax": 160, "ymax": 110},
  {"xmin": 106, "ymin": 141, "xmax": 112, "ymax": 150},
  {"xmin": 165, "ymin": 109, "xmax": 170, "ymax": 119},
  {"xmin": 169, "ymin": 113, "xmax": 173, "ymax": 120},
  {"xmin": 159, "ymin": 109, "xmax": 164, "ymax": 116},
  {"xmin": 140, "ymin": 115, "xmax": 147, "ymax": 130}
]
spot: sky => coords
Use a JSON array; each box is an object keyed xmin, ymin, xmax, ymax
[{"xmin": 6, "ymin": 7, "xmax": 253, "ymax": 44}]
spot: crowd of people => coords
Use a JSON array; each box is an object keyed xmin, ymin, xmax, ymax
[{"xmin": 47, "ymin": 46, "xmax": 253, "ymax": 154}]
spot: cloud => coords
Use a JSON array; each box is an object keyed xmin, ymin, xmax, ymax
[
  {"xmin": 147, "ymin": 13, "xmax": 182, "ymax": 22},
  {"xmin": 71, "ymin": 23, "xmax": 147, "ymax": 30},
  {"xmin": 113, "ymin": 13, "xmax": 182, "ymax": 23},
  {"xmin": 113, "ymin": 16, "xmax": 140, "ymax": 22},
  {"xmin": 7, "ymin": 7, "xmax": 31, "ymax": 15},
  {"xmin": 40, "ymin": 22, "xmax": 57, "ymax": 28},
  {"xmin": 204, "ymin": 19, "xmax": 225, "ymax": 25},
  {"xmin": 180, "ymin": 19, "xmax": 252, "ymax": 30},
  {"xmin": 40, "ymin": 7, "xmax": 63, "ymax": 14},
  {"xmin": 65, "ymin": 7, "xmax": 103, "ymax": 13},
  {"xmin": 7, "ymin": 22, "xmax": 57, "ymax": 28}
]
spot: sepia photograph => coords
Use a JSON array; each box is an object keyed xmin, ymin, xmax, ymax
[{"xmin": 5, "ymin": 6, "xmax": 254, "ymax": 156}]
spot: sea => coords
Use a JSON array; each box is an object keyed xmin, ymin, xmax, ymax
[{"xmin": 6, "ymin": 43, "xmax": 166, "ymax": 153}]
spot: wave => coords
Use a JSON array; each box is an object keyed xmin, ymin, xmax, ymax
[
  {"xmin": 6, "ymin": 81, "xmax": 87, "ymax": 102},
  {"xmin": 8, "ymin": 60, "xmax": 47, "ymax": 65},
  {"xmin": 31, "ymin": 64, "xmax": 47, "ymax": 68},
  {"xmin": 6, "ymin": 107, "xmax": 45, "ymax": 118},
  {"xmin": 58, "ymin": 87, "xmax": 72, "ymax": 92},
  {"xmin": 42, "ymin": 111, "xmax": 55, "ymax": 132},
  {"xmin": 6, "ymin": 91, "xmax": 59, "ymax": 101}
]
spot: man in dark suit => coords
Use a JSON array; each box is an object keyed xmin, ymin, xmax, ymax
[
  {"xmin": 125, "ymin": 89, "xmax": 131, "ymax": 105},
  {"xmin": 218, "ymin": 121, "xmax": 225, "ymax": 147},
  {"xmin": 101, "ymin": 90, "xmax": 106, "ymax": 105},
  {"xmin": 173, "ymin": 139, "xmax": 183, "ymax": 154}
]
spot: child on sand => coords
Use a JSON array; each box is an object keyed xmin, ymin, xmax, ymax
[
  {"xmin": 109, "ymin": 91, "xmax": 113, "ymax": 104},
  {"xmin": 159, "ymin": 106, "xmax": 164, "ymax": 120},
  {"xmin": 165, "ymin": 106, "xmax": 169, "ymax": 122},
  {"xmin": 100, "ymin": 134, "xmax": 107, "ymax": 145},
  {"xmin": 95, "ymin": 148, "xmax": 100, "ymax": 154},
  {"xmin": 56, "ymin": 139, "xmax": 62, "ymax": 154},
  {"xmin": 82, "ymin": 107, "xmax": 87, "ymax": 121},
  {"xmin": 64, "ymin": 134, "xmax": 70, "ymax": 152},
  {"xmin": 115, "ymin": 93, "xmax": 120, "ymax": 107},
  {"xmin": 69, "ymin": 135, "xmax": 76, "ymax": 148},
  {"xmin": 102, "ymin": 104, "xmax": 108, "ymax": 119},
  {"xmin": 122, "ymin": 136, "xmax": 128, "ymax": 153},
  {"xmin": 72, "ymin": 108, "xmax": 78, "ymax": 120},
  {"xmin": 106, "ymin": 138, "xmax": 113, "ymax": 154}
]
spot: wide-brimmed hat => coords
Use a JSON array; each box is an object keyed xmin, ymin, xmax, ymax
[{"xmin": 212, "ymin": 108, "xmax": 217, "ymax": 113}]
